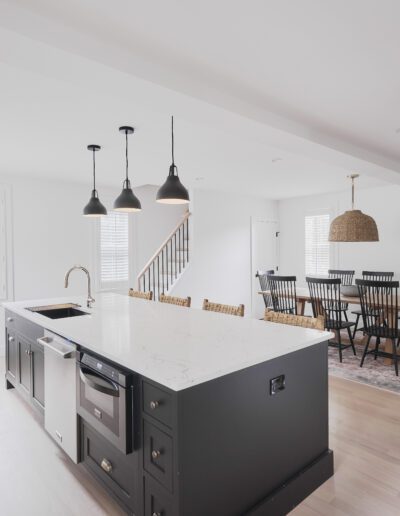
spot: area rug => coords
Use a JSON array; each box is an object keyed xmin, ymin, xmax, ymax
[{"xmin": 328, "ymin": 344, "xmax": 400, "ymax": 394}]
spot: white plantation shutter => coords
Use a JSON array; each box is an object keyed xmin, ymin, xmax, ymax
[
  {"xmin": 100, "ymin": 211, "xmax": 129, "ymax": 288},
  {"xmin": 305, "ymin": 214, "xmax": 330, "ymax": 275}
]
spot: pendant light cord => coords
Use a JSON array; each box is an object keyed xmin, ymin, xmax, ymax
[
  {"xmin": 125, "ymin": 130, "xmax": 129, "ymax": 184},
  {"xmin": 92, "ymin": 148, "xmax": 96, "ymax": 192},
  {"xmin": 171, "ymin": 115, "xmax": 175, "ymax": 166},
  {"xmin": 351, "ymin": 177, "xmax": 355, "ymax": 210}
]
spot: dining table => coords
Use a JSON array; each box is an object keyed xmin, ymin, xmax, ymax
[{"xmin": 259, "ymin": 287, "xmax": 396, "ymax": 365}]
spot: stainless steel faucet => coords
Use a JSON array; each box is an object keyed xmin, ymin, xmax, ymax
[{"xmin": 64, "ymin": 265, "xmax": 95, "ymax": 308}]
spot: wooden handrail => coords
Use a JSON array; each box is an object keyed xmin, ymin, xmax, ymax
[{"xmin": 137, "ymin": 211, "xmax": 191, "ymax": 285}]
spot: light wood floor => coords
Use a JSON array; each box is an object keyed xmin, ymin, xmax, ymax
[
  {"xmin": 1, "ymin": 372, "xmax": 400, "ymax": 515},
  {"xmin": 293, "ymin": 376, "xmax": 400, "ymax": 516}
]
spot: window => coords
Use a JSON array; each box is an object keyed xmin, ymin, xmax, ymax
[
  {"xmin": 305, "ymin": 213, "xmax": 330, "ymax": 275},
  {"xmin": 99, "ymin": 211, "xmax": 129, "ymax": 289}
]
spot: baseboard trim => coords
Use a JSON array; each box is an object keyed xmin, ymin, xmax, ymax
[{"xmin": 246, "ymin": 449, "xmax": 334, "ymax": 516}]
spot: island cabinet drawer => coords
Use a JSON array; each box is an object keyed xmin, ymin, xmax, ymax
[
  {"xmin": 80, "ymin": 421, "xmax": 138, "ymax": 514},
  {"xmin": 144, "ymin": 475, "xmax": 174, "ymax": 516},
  {"xmin": 143, "ymin": 380, "xmax": 173, "ymax": 428},
  {"xmin": 143, "ymin": 420, "xmax": 174, "ymax": 492},
  {"xmin": 5, "ymin": 310, "xmax": 16, "ymax": 329}
]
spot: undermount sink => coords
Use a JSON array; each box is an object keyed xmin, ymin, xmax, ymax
[{"xmin": 26, "ymin": 303, "xmax": 89, "ymax": 319}]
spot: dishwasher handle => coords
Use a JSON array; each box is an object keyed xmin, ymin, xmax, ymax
[{"xmin": 37, "ymin": 336, "xmax": 75, "ymax": 359}]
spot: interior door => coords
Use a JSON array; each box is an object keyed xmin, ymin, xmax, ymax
[{"xmin": 251, "ymin": 218, "xmax": 279, "ymax": 318}]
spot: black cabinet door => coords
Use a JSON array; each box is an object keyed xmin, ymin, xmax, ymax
[
  {"xmin": 18, "ymin": 337, "xmax": 31, "ymax": 398},
  {"xmin": 5, "ymin": 327, "xmax": 17, "ymax": 384},
  {"xmin": 31, "ymin": 340, "xmax": 45, "ymax": 413}
]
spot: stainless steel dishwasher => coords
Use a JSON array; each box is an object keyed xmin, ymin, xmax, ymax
[{"xmin": 38, "ymin": 330, "xmax": 78, "ymax": 463}]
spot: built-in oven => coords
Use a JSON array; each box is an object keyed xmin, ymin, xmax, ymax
[{"xmin": 77, "ymin": 351, "xmax": 135, "ymax": 454}]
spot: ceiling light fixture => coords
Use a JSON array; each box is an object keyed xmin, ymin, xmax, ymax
[
  {"xmin": 113, "ymin": 126, "xmax": 141, "ymax": 212},
  {"xmin": 156, "ymin": 116, "xmax": 190, "ymax": 205},
  {"xmin": 329, "ymin": 174, "xmax": 379, "ymax": 242},
  {"xmin": 83, "ymin": 145, "xmax": 107, "ymax": 217}
]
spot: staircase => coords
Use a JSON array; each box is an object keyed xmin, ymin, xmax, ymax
[{"xmin": 137, "ymin": 211, "xmax": 191, "ymax": 300}]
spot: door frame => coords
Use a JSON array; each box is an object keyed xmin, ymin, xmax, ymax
[{"xmin": 250, "ymin": 217, "xmax": 279, "ymax": 317}]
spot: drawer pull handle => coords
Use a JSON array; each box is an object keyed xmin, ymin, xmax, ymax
[
  {"xmin": 149, "ymin": 400, "xmax": 159, "ymax": 410},
  {"xmin": 151, "ymin": 449, "xmax": 162, "ymax": 460},
  {"xmin": 94, "ymin": 408, "xmax": 102, "ymax": 419},
  {"xmin": 101, "ymin": 458, "xmax": 112, "ymax": 473},
  {"xmin": 7, "ymin": 317, "xmax": 13, "ymax": 323},
  {"xmin": 152, "ymin": 512, "xmax": 161, "ymax": 516},
  {"xmin": 8, "ymin": 336, "xmax": 14, "ymax": 343}
]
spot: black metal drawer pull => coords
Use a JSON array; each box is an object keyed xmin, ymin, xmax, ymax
[
  {"xmin": 151, "ymin": 449, "xmax": 162, "ymax": 460},
  {"xmin": 149, "ymin": 400, "xmax": 160, "ymax": 410},
  {"xmin": 101, "ymin": 458, "xmax": 113, "ymax": 473}
]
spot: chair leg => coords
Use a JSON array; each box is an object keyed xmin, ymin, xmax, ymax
[
  {"xmin": 346, "ymin": 326, "xmax": 356, "ymax": 355},
  {"xmin": 337, "ymin": 329, "xmax": 343, "ymax": 363},
  {"xmin": 374, "ymin": 337, "xmax": 379, "ymax": 360},
  {"xmin": 360, "ymin": 335, "xmax": 372, "ymax": 368},
  {"xmin": 392, "ymin": 339, "xmax": 398, "ymax": 376},
  {"xmin": 352, "ymin": 314, "xmax": 360, "ymax": 339}
]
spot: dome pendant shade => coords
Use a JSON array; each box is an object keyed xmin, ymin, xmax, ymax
[
  {"xmin": 83, "ymin": 144, "xmax": 107, "ymax": 217},
  {"xmin": 328, "ymin": 173, "xmax": 379, "ymax": 242},
  {"xmin": 156, "ymin": 116, "xmax": 190, "ymax": 204},
  {"xmin": 84, "ymin": 189, "xmax": 108, "ymax": 217},
  {"xmin": 113, "ymin": 179, "xmax": 142, "ymax": 212},
  {"xmin": 329, "ymin": 210, "xmax": 379, "ymax": 242},
  {"xmin": 156, "ymin": 165, "xmax": 190, "ymax": 204}
]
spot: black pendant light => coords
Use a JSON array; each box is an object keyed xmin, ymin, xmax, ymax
[
  {"xmin": 83, "ymin": 145, "xmax": 107, "ymax": 217},
  {"xmin": 113, "ymin": 126, "xmax": 141, "ymax": 212},
  {"xmin": 156, "ymin": 116, "xmax": 190, "ymax": 204}
]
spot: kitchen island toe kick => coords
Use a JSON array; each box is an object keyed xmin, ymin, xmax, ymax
[{"xmin": 3, "ymin": 294, "xmax": 334, "ymax": 515}]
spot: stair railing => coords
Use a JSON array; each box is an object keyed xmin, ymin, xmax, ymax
[{"xmin": 137, "ymin": 211, "xmax": 191, "ymax": 300}]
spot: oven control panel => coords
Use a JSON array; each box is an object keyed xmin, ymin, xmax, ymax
[{"xmin": 80, "ymin": 354, "xmax": 126, "ymax": 385}]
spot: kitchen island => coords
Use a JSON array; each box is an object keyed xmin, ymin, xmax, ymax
[{"xmin": 3, "ymin": 293, "xmax": 334, "ymax": 516}]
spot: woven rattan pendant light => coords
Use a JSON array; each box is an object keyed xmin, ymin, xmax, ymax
[{"xmin": 329, "ymin": 174, "xmax": 379, "ymax": 242}]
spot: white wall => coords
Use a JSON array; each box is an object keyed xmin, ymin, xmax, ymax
[
  {"xmin": 173, "ymin": 188, "xmax": 278, "ymax": 313},
  {"xmin": 279, "ymin": 183, "xmax": 400, "ymax": 286}
]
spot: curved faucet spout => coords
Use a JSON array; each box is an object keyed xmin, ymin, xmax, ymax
[{"xmin": 64, "ymin": 265, "xmax": 95, "ymax": 308}]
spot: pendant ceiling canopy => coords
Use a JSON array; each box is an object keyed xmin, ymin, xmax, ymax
[
  {"xmin": 83, "ymin": 145, "xmax": 107, "ymax": 217},
  {"xmin": 329, "ymin": 174, "xmax": 379, "ymax": 242},
  {"xmin": 156, "ymin": 116, "xmax": 190, "ymax": 205}
]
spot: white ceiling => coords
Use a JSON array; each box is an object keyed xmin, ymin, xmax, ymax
[{"xmin": 0, "ymin": 0, "xmax": 398, "ymax": 199}]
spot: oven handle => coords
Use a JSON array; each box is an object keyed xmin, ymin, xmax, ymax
[{"xmin": 79, "ymin": 366, "xmax": 120, "ymax": 397}]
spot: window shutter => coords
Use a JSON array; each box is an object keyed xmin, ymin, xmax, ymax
[
  {"xmin": 305, "ymin": 214, "xmax": 330, "ymax": 275},
  {"xmin": 100, "ymin": 212, "xmax": 129, "ymax": 288}
]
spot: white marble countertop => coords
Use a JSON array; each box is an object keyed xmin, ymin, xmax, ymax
[{"xmin": 3, "ymin": 293, "xmax": 331, "ymax": 391}]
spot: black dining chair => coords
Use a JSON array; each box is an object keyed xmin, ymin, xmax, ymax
[
  {"xmin": 306, "ymin": 277, "xmax": 356, "ymax": 362},
  {"xmin": 352, "ymin": 271, "xmax": 394, "ymax": 338},
  {"xmin": 328, "ymin": 269, "xmax": 355, "ymax": 322},
  {"xmin": 328, "ymin": 269, "xmax": 355, "ymax": 286},
  {"xmin": 255, "ymin": 269, "xmax": 274, "ymax": 309},
  {"xmin": 356, "ymin": 279, "xmax": 399, "ymax": 376},
  {"xmin": 267, "ymin": 275, "xmax": 297, "ymax": 314}
]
